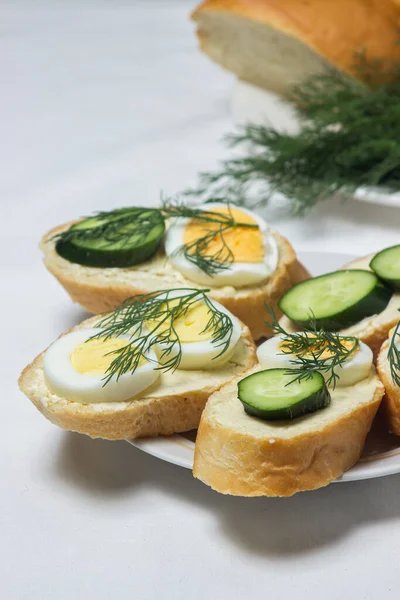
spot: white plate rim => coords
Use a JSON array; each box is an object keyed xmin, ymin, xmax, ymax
[
  {"xmin": 128, "ymin": 437, "xmax": 400, "ymax": 483},
  {"xmin": 128, "ymin": 251, "xmax": 400, "ymax": 484}
]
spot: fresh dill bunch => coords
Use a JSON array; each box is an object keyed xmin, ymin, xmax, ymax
[
  {"xmin": 186, "ymin": 54, "xmax": 400, "ymax": 214},
  {"xmin": 90, "ymin": 288, "xmax": 235, "ymax": 384},
  {"xmin": 162, "ymin": 199, "xmax": 258, "ymax": 277},
  {"xmin": 54, "ymin": 201, "xmax": 259, "ymax": 277},
  {"xmin": 265, "ymin": 305, "xmax": 360, "ymax": 389},
  {"xmin": 388, "ymin": 321, "xmax": 400, "ymax": 388}
]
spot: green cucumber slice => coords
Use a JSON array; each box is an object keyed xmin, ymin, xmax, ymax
[
  {"xmin": 56, "ymin": 209, "xmax": 165, "ymax": 268},
  {"xmin": 370, "ymin": 245, "xmax": 400, "ymax": 290},
  {"xmin": 238, "ymin": 369, "xmax": 330, "ymax": 421},
  {"xmin": 279, "ymin": 269, "xmax": 392, "ymax": 330}
]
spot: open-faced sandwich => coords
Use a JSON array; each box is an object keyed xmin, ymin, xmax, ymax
[
  {"xmin": 18, "ymin": 289, "xmax": 257, "ymax": 440},
  {"xmin": 194, "ymin": 309, "xmax": 385, "ymax": 497},
  {"xmin": 278, "ymin": 245, "xmax": 400, "ymax": 356},
  {"xmin": 377, "ymin": 319, "xmax": 400, "ymax": 435},
  {"xmin": 40, "ymin": 202, "xmax": 309, "ymax": 340}
]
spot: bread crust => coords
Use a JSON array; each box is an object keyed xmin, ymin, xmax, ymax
[
  {"xmin": 193, "ymin": 371, "xmax": 384, "ymax": 497},
  {"xmin": 377, "ymin": 336, "xmax": 400, "ymax": 435},
  {"xmin": 40, "ymin": 222, "xmax": 310, "ymax": 341},
  {"xmin": 18, "ymin": 317, "xmax": 257, "ymax": 441},
  {"xmin": 192, "ymin": 0, "xmax": 400, "ymax": 88}
]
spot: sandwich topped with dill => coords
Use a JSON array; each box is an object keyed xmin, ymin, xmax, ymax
[
  {"xmin": 18, "ymin": 288, "xmax": 257, "ymax": 440},
  {"xmin": 40, "ymin": 200, "xmax": 309, "ymax": 340},
  {"xmin": 193, "ymin": 305, "xmax": 384, "ymax": 497},
  {"xmin": 277, "ymin": 245, "xmax": 400, "ymax": 357},
  {"xmin": 378, "ymin": 318, "xmax": 400, "ymax": 436}
]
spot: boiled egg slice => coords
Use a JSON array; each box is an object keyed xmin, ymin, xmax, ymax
[
  {"xmin": 43, "ymin": 328, "xmax": 159, "ymax": 403},
  {"xmin": 151, "ymin": 291, "xmax": 242, "ymax": 370},
  {"xmin": 257, "ymin": 335, "xmax": 373, "ymax": 387},
  {"xmin": 164, "ymin": 202, "xmax": 279, "ymax": 287}
]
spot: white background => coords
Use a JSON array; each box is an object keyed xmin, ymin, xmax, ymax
[{"xmin": 2, "ymin": 1, "xmax": 400, "ymax": 599}]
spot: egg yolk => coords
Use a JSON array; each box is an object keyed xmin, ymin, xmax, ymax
[
  {"xmin": 279, "ymin": 337, "xmax": 358, "ymax": 360},
  {"xmin": 183, "ymin": 207, "xmax": 264, "ymax": 263},
  {"xmin": 149, "ymin": 300, "xmax": 214, "ymax": 344},
  {"xmin": 70, "ymin": 338, "xmax": 131, "ymax": 375},
  {"xmin": 172, "ymin": 301, "xmax": 214, "ymax": 342}
]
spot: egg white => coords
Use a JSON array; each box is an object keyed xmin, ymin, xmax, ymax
[
  {"xmin": 43, "ymin": 328, "xmax": 159, "ymax": 404},
  {"xmin": 256, "ymin": 335, "xmax": 373, "ymax": 387},
  {"xmin": 153, "ymin": 291, "xmax": 243, "ymax": 370},
  {"xmin": 164, "ymin": 202, "xmax": 279, "ymax": 287}
]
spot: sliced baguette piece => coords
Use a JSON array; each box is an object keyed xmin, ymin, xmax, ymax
[
  {"xmin": 192, "ymin": 0, "xmax": 400, "ymax": 97},
  {"xmin": 18, "ymin": 316, "xmax": 257, "ymax": 441},
  {"xmin": 193, "ymin": 365, "xmax": 384, "ymax": 497},
  {"xmin": 40, "ymin": 222, "xmax": 310, "ymax": 341},
  {"xmin": 377, "ymin": 331, "xmax": 400, "ymax": 435},
  {"xmin": 279, "ymin": 254, "xmax": 400, "ymax": 357}
]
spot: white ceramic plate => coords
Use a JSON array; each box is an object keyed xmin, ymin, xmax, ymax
[
  {"xmin": 129, "ymin": 251, "xmax": 400, "ymax": 483},
  {"xmin": 231, "ymin": 79, "xmax": 400, "ymax": 208}
]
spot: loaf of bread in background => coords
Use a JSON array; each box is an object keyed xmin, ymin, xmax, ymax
[{"xmin": 192, "ymin": 0, "xmax": 400, "ymax": 96}]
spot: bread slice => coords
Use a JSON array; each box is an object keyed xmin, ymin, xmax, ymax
[
  {"xmin": 377, "ymin": 332, "xmax": 400, "ymax": 435},
  {"xmin": 193, "ymin": 365, "xmax": 384, "ymax": 497},
  {"xmin": 40, "ymin": 222, "xmax": 310, "ymax": 341},
  {"xmin": 18, "ymin": 316, "xmax": 257, "ymax": 441},
  {"xmin": 279, "ymin": 254, "xmax": 400, "ymax": 357},
  {"xmin": 192, "ymin": 0, "xmax": 400, "ymax": 97}
]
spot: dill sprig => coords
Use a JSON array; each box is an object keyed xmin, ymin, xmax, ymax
[
  {"xmin": 388, "ymin": 321, "xmax": 400, "ymax": 387},
  {"xmin": 53, "ymin": 201, "xmax": 259, "ymax": 276},
  {"xmin": 265, "ymin": 305, "xmax": 359, "ymax": 389},
  {"xmin": 90, "ymin": 288, "xmax": 234, "ymax": 384},
  {"xmin": 186, "ymin": 54, "xmax": 400, "ymax": 214}
]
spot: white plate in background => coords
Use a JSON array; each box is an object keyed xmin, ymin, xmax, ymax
[{"xmin": 129, "ymin": 251, "xmax": 400, "ymax": 484}]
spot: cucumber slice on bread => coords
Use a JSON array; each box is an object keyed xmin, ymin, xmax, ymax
[
  {"xmin": 279, "ymin": 270, "xmax": 392, "ymax": 330},
  {"xmin": 238, "ymin": 369, "xmax": 330, "ymax": 421},
  {"xmin": 370, "ymin": 245, "xmax": 400, "ymax": 290},
  {"xmin": 56, "ymin": 209, "xmax": 165, "ymax": 268}
]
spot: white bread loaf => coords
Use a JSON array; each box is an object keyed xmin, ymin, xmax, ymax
[{"xmin": 192, "ymin": 0, "xmax": 400, "ymax": 96}]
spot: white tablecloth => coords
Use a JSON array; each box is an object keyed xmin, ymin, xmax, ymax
[{"xmin": 2, "ymin": 2, "xmax": 400, "ymax": 599}]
